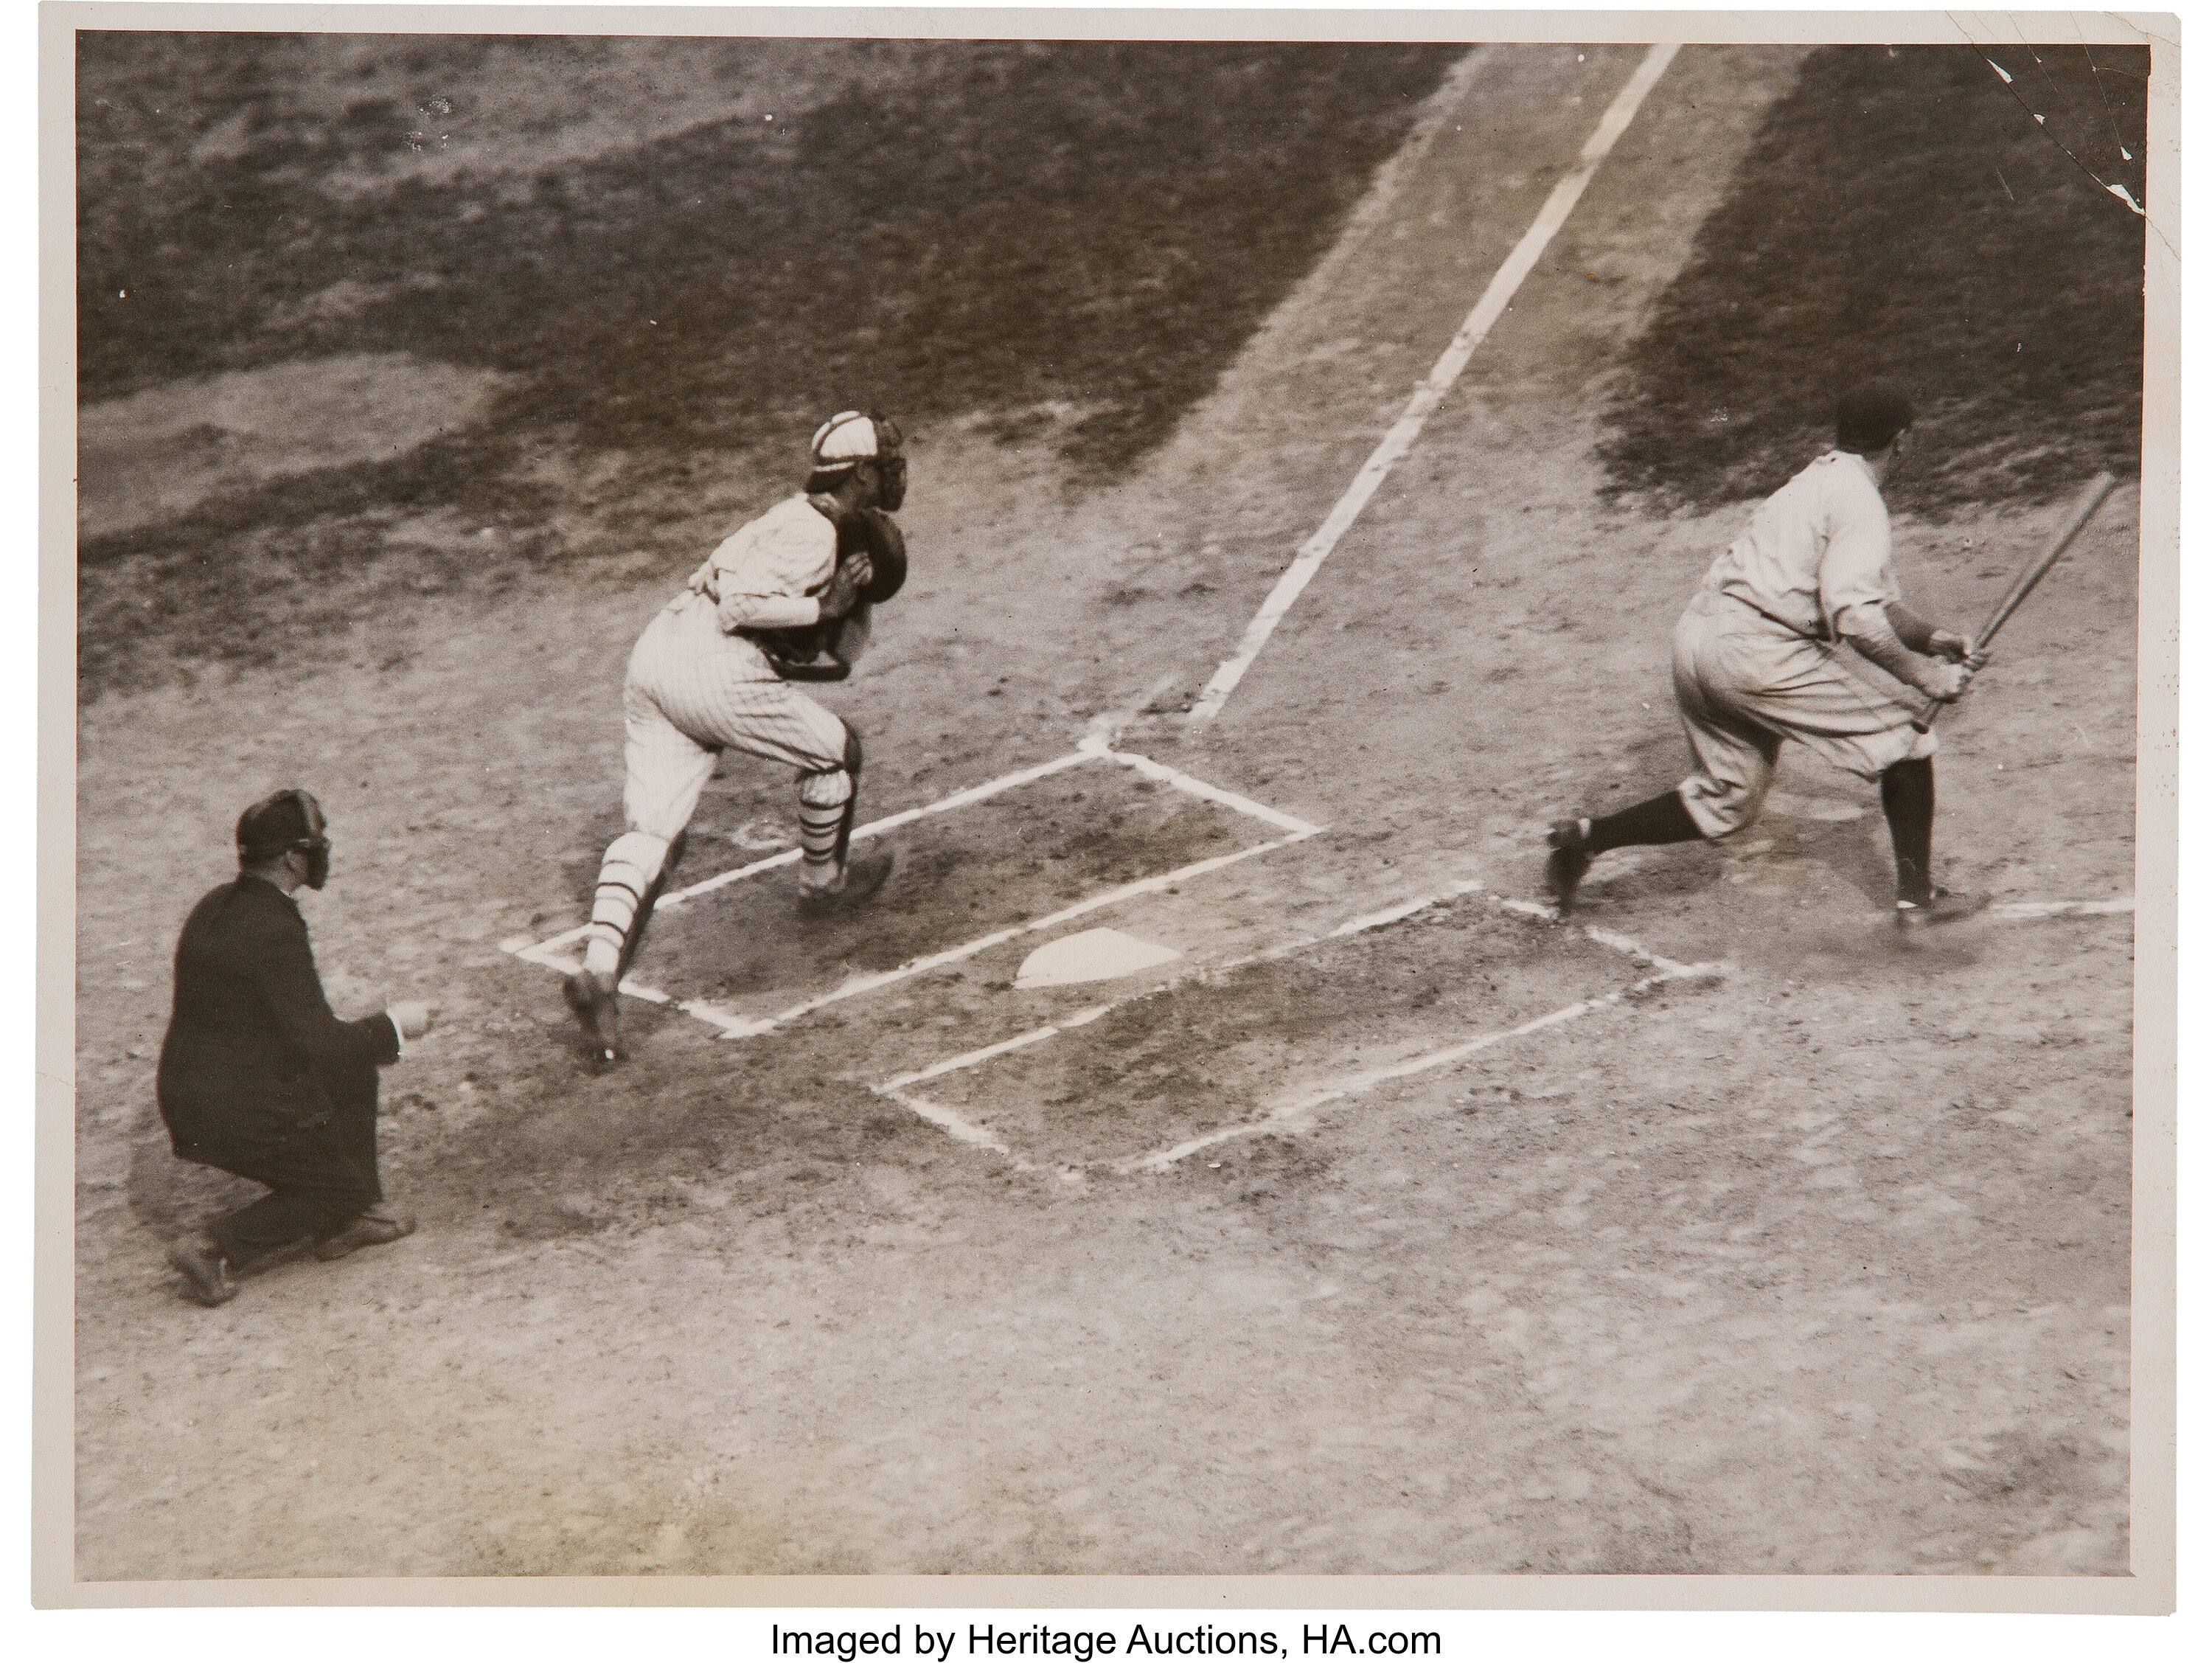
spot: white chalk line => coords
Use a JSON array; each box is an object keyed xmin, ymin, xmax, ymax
[
  {"xmin": 702, "ymin": 829, "xmax": 1318, "ymax": 1038},
  {"xmin": 872, "ymin": 878, "xmax": 1486, "ymax": 1100},
  {"xmin": 1116, "ymin": 892, "xmax": 2132, "ymax": 1170},
  {"xmin": 1120, "ymin": 959, "xmax": 1722, "ymax": 1173},
  {"xmin": 1078, "ymin": 735, "xmax": 1322, "ymax": 835},
  {"xmin": 1989, "ymin": 898, "xmax": 2134, "ymax": 920},
  {"xmin": 865, "ymin": 878, "xmax": 1713, "ymax": 1164},
  {"xmin": 872, "ymin": 1086, "xmax": 1018, "ymax": 1160},
  {"xmin": 1184, "ymin": 43, "xmax": 1680, "ymax": 729},
  {"xmin": 504, "ymin": 743, "xmax": 1324, "ymax": 1039},
  {"xmin": 508, "ymin": 747, "xmax": 1099, "ymax": 964}
]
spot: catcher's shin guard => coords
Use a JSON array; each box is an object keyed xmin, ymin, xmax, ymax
[
  {"xmin": 615, "ymin": 827, "xmax": 687, "ymax": 982},
  {"xmin": 796, "ymin": 724, "xmax": 865, "ymax": 890},
  {"xmin": 832, "ymin": 722, "xmax": 864, "ymax": 869}
]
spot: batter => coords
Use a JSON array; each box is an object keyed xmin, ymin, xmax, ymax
[{"xmin": 1545, "ymin": 382, "xmax": 1990, "ymax": 926}]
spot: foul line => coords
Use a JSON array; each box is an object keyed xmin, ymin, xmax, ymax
[{"xmin": 1185, "ymin": 42, "xmax": 1680, "ymax": 729}]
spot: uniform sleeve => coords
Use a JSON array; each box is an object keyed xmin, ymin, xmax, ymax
[
  {"xmin": 711, "ymin": 510, "xmax": 838, "ymax": 632},
  {"xmin": 1818, "ymin": 468, "xmax": 1901, "ymax": 625},
  {"xmin": 249, "ymin": 914, "xmax": 402, "ymax": 1072}
]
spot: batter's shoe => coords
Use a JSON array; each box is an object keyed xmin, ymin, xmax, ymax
[
  {"xmin": 1544, "ymin": 819, "xmax": 1595, "ymax": 914},
  {"xmin": 167, "ymin": 1232, "xmax": 238, "ymax": 1308},
  {"xmin": 797, "ymin": 847, "xmax": 897, "ymax": 920},
  {"xmin": 313, "ymin": 1209, "xmax": 419, "ymax": 1262},
  {"xmin": 563, "ymin": 968, "xmax": 624, "ymax": 1069},
  {"xmin": 1894, "ymin": 887, "xmax": 1992, "ymax": 928}
]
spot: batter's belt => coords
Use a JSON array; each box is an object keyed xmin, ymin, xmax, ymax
[
  {"xmin": 1714, "ymin": 587, "xmax": 1835, "ymax": 644},
  {"xmin": 1694, "ymin": 589, "xmax": 1918, "ymax": 717}
]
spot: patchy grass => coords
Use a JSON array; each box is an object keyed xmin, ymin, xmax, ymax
[
  {"xmin": 1599, "ymin": 44, "xmax": 2147, "ymax": 515},
  {"xmin": 76, "ymin": 34, "xmax": 1459, "ymax": 698}
]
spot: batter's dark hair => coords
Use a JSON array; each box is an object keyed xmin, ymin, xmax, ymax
[{"xmin": 1836, "ymin": 380, "xmax": 1915, "ymax": 454}]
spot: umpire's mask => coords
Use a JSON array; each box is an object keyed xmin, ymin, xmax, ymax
[{"xmin": 237, "ymin": 788, "xmax": 333, "ymax": 890}]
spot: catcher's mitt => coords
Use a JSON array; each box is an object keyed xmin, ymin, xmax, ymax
[
  {"xmin": 843, "ymin": 507, "xmax": 908, "ymax": 605},
  {"xmin": 742, "ymin": 510, "xmax": 906, "ymax": 681}
]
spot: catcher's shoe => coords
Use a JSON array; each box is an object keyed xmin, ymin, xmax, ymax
[
  {"xmin": 563, "ymin": 968, "xmax": 624, "ymax": 1069},
  {"xmin": 313, "ymin": 1208, "xmax": 418, "ymax": 1262},
  {"xmin": 1893, "ymin": 887, "xmax": 1992, "ymax": 928},
  {"xmin": 797, "ymin": 847, "xmax": 897, "ymax": 920},
  {"xmin": 167, "ymin": 1232, "xmax": 239, "ymax": 1308},
  {"xmin": 1544, "ymin": 819, "xmax": 1595, "ymax": 915}
]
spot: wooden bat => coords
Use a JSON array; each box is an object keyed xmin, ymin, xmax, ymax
[{"xmin": 1909, "ymin": 471, "xmax": 2121, "ymax": 733}]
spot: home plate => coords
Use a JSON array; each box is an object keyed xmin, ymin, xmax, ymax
[{"xmin": 1015, "ymin": 928, "xmax": 1183, "ymax": 990}]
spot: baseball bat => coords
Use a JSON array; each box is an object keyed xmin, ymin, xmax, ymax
[{"xmin": 1909, "ymin": 470, "xmax": 2120, "ymax": 733}]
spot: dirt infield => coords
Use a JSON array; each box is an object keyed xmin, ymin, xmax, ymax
[{"xmin": 73, "ymin": 42, "xmax": 2136, "ymax": 1580}]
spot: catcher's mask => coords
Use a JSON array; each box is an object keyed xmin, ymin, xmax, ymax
[
  {"xmin": 873, "ymin": 448, "xmax": 907, "ymax": 512},
  {"xmin": 237, "ymin": 788, "xmax": 333, "ymax": 890},
  {"xmin": 810, "ymin": 410, "xmax": 906, "ymax": 510}
]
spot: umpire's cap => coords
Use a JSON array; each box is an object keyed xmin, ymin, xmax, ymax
[
  {"xmin": 1836, "ymin": 381, "xmax": 1914, "ymax": 454},
  {"xmin": 237, "ymin": 789, "xmax": 327, "ymax": 860}
]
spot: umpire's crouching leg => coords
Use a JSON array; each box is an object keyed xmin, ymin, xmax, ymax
[{"xmin": 164, "ymin": 1097, "xmax": 384, "ymax": 1265}]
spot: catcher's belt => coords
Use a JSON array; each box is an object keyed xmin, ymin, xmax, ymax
[{"xmin": 743, "ymin": 622, "xmax": 853, "ymax": 681}]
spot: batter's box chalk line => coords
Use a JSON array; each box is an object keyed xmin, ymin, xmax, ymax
[
  {"xmin": 867, "ymin": 880, "xmax": 1726, "ymax": 1174},
  {"xmin": 502, "ymin": 740, "xmax": 1324, "ymax": 1041},
  {"xmin": 1132, "ymin": 893, "xmax": 2138, "ymax": 1176}
]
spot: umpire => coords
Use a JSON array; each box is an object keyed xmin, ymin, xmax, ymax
[{"xmin": 156, "ymin": 789, "xmax": 433, "ymax": 1307}]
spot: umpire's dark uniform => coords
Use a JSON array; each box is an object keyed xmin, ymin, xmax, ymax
[{"xmin": 157, "ymin": 798, "xmax": 402, "ymax": 1268}]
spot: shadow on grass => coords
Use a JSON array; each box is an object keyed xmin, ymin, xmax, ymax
[
  {"xmin": 77, "ymin": 36, "xmax": 1464, "ymax": 698},
  {"xmin": 1599, "ymin": 44, "xmax": 2146, "ymax": 517}
]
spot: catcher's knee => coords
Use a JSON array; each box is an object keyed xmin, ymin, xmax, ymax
[
  {"xmin": 605, "ymin": 830, "xmax": 672, "ymax": 883},
  {"xmin": 841, "ymin": 720, "xmax": 863, "ymax": 777},
  {"xmin": 798, "ymin": 767, "xmax": 855, "ymax": 810}
]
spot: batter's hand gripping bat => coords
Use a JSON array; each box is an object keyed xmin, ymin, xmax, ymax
[{"xmin": 1910, "ymin": 470, "xmax": 2121, "ymax": 734}]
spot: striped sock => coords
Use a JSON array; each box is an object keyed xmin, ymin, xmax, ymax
[
  {"xmin": 797, "ymin": 769, "xmax": 855, "ymax": 894},
  {"xmin": 582, "ymin": 831, "xmax": 670, "ymax": 974}
]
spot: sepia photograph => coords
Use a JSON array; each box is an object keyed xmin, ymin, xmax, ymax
[{"xmin": 44, "ymin": 4, "xmax": 2177, "ymax": 1603}]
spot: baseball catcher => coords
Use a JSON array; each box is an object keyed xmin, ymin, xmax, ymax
[
  {"xmin": 563, "ymin": 411, "xmax": 910, "ymax": 1068},
  {"xmin": 1545, "ymin": 381, "xmax": 1990, "ymax": 926}
]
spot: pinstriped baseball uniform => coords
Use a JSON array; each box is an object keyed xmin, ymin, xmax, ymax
[
  {"xmin": 576, "ymin": 493, "xmax": 871, "ymax": 979},
  {"xmin": 621, "ymin": 494, "xmax": 860, "ymax": 839},
  {"xmin": 566, "ymin": 410, "xmax": 907, "ymax": 1047}
]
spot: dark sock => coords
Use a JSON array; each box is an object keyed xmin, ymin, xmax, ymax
[
  {"xmin": 1585, "ymin": 790, "xmax": 1704, "ymax": 854},
  {"xmin": 1882, "ymin": 757, "xmax": 1935, "ymax": 903}
]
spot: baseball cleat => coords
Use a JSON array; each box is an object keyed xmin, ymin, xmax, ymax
[
  {"xmin": 167, "ymin": 1233, "xmax": 239, "ymax": 1308},
  {"xmin": 798, "ymin": 847, "xmax": 897, "ymax": 919},
  {"xmin": 1544, "ymin": 819, "xmax": 1595, "ymax": 914},
  {"xmin": 1893, "ymin": 887, "xmax": 1992, "ymax": 928},
  {"xmin": 563, "ymin": 968, "xmax": 625, "ymax": 1069},
  {"xmin": 313, "ymin": 1208, "xmax": 418, "ymax": 1262}
]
